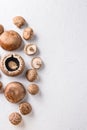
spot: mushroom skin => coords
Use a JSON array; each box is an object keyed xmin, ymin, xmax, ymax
[
  {"xmin": 9, "ymin": 112, "xmax": 22, "ymax": 125},
  {"xmin": 0, "ymin": 30, "xmax": 22, "ymax": 51},
  {"xmin": 4, "ymin": 82, "xmax": 26, "ymax": 103},
  {"xmin": 13, "ymin": 16, "xmax": 25, "ymax": 28}
]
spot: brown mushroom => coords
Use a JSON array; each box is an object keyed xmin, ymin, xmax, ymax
[
  {"xmin": 28, "ymin": 84, "xmax": 39, "ymax": 95},
  {"xmin": 19, "ymin": 102, "xmax": 32, "ymax": 115},
  {"xmin": 13, "ymin": 16, "xmax": 25, "ymax": 28},
  {"xmin": 4, "ymin": 82, "xmax": 26, "ymax": 103},
  {"xmin": 9, "ymin": 112, "xmax": 22, "ymax": 125},
  {"xmin": 23, "ymin": 27, "xmax": 33, "ymax": 40},
  {"xmin": 0, "ymin": 53, "xmax": 25, "ymax": 76},
  {"xmin": 26, "ymin": 69, "xmax": 38, "ymax": 82},
  {"xmin": 0, "ymin": 30, "xmax": 22, "ymax": 51}
]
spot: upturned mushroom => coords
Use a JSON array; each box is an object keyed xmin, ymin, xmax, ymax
[
  {"xmin": 31, "ymin": 57, "xmax": 42, "ymax": 69},
  {"xmin": 24, "ymin": 44, "xmax": 37, "ymax": 56},
  {"xmin": 0, "ymin": 53, "xmax": 25, "ymax": 76}
]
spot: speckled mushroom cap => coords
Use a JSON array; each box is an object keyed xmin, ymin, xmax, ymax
[
  {"xmin": 0, "ymin": 53, "xmax": 25, "ymax": 76},
  {"xmin": 4, "ymin": 82, "xmax": 26, "ymax": 103},
  {"xmin": 0, "ymin": 30, "xmax": 22, "ymax": 51}
]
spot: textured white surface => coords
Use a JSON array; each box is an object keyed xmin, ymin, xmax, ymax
[{"xmin": 0, "ymin": 0, "xmax": 87, "ymax": 130}]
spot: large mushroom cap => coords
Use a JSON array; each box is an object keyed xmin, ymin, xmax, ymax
[
  {"xmin": 0, "ymin": 53, "xmax": 25, "ymax": 76},
  {"xmin": 0, "ymin": 30, "xmax": 22, "ymax": 51},
  {"xmin": 4, "ymin": 82, "xmax": 26, "ymax": 103}
]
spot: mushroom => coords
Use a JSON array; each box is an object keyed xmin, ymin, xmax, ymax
[
  {"xmin": 28, "ymin": 84, "xmax": 39, "ymax": 95},
  {"xmin": 9, "ymin": 112, "xmax": 22, "ymax": 125},
  {"xmin": 13, "ymin": 16, "xmax": 25, "ymax": 28},
  {"xmin": 0, "ymin": 53, "xmax": 25, "ymax": 76},
  {"xmin": 0, "ymin": 30, "xmax": 22, "ymax": 51},
  {"xmin": 31, "ymin": 57, "xmax": 42, "ymax": 69},
  {"xmin": 4, "ymin": 82, "xmax": 26, "ymax": 103},
  {"xmin": 26, "ymin": 69, "xmax": 38, "ymax": 82},
  {"xmin": 24, "ymin": 44, "xmax": 37, "ymax": 56},
  {"xmin": 19, "ymin": 102, "xmax": 32, "ymax": 115},
  {"xmin": 23, "ymin": 27, "xmax": 33, "ymax": 40}
]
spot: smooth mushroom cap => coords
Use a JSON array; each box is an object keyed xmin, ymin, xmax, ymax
[
  {"xmin": 4, "ymin": 82, "xmax": 26, "ymax": 103},
  {"xmin": 13, "ymin": 16, "xmax": 25, "ymax": 28},
  {"xmin": 26, "ymin": 69, "xmax": 38, "ymax": 82},
  {"xmin": 0, "ymin": 30, "xmax": 22, "ymax": 51}
]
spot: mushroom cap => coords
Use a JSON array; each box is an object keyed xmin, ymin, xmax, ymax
[
  {"xmin": 28, "ymin": 84, "xmax": 39, "ymax": 95},
  {"xmin": 4, "ymin": 82, "xmax": 26, "ymax": 103},
  {"xmin": 0, "ymin": 53, "xmax": 25, "ymax": 76},
  {"xmin": 0, "ymin": 30, "xmax": 22, "ymax": 51},
  {"xmin": 9, "ymin": 112, "xmax": 22, "ymax": 125},
  {"xmin": 19, "ymin": 102, "xmax": 32, "ymax": 115},
  {"xmin": 23, "ymin": 27, "xmax": 33, "ymax": 40},
  {"xmin": 26, "ymin": 69, "xmax": 38, "ymax": 82},
  {"xmin": 13, "ymin": 16, "xmax": 25, "ymax": 28}
]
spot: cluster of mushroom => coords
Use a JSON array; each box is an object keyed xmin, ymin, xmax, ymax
[{"xmin": 0, "ymin": 16, "xmax": 43, "ymax": 125}]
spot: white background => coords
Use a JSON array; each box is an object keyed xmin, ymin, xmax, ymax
[{"xmin": 0, "ymin": 0, "xmax": 87, "ymax": 130}]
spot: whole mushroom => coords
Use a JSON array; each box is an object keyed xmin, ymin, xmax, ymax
[
  {"xmin": 19, "ymin": 102, "xmax": 32, "ymax": 115},
  {"xmin": 23, "ymin": 27, "xmax": 33, "ymax": 40},
  {"xmin": 13, "ymin": 16, "xmax": 25, "ymax": 28},
  {"xmin": 9, "ymin": 112, "xmax": 22, "ymax": 125},
  {"xmin": 0, "ymin": 30, "xmax": 22, "ymax": 51},
  {"xmin": 28, "ymin": 84, "xmax": 39, "ymax": 95},
  {"xmin": 4, "ymin": 82, "xmax": 26, "ymax": 103},
  {"xmin": 26, "ymin": 69, "xmax": 38, "ymax": 82},
  {"xmin": 0, "ymin": 53, "xmax": 25, "ymax": 76},
  {"xmin": 24, "ymin": 44, "xmax": 37, "ymax": 56}
]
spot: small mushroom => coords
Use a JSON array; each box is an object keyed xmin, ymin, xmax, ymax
[
  {"xmin": 26, "ymin": 69, "xmax": 38, "ymax": 82},
  {"xmin": 13, "ymin": 16, "xmax": 25, "ymax": 28},
  {"xmin": 4, "ymin": 82, "xmax": 26, "ymax": 103},
  {"xmin": 0, "ymin": 53, "xmax": 25, "ymax": 76},
  {"xmin": 24, "ymin": 44, "xmax": 37, "ymax": 56},
  {"xmin": 0, "ymin": 30, "xmax": 22, "ymax": 51},
  {"xmin": 28, "ymin": 84, "xmax": 39, "ymax": 95},
  {"xmin": 31, "ymin": 57, "xmax": 42, "ymax": 69},
  {"xmin": 23, "ymin": 27, "xmax": 33, "ymax": 40},
  {"xmin": 0, "ymin": 24, "xmax": 4, "ymax": 34},
  {"xmin": 9, "ymin": 112, "xmax": 22, "ymax": 125},
  {"xmin": 19, "ymin": 102, "xmax": 32, "ymax": 115}
]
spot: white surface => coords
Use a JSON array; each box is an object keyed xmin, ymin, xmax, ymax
[{"xmin": 0, "ymin": 0, "xmax": 87, "ymax": 130}]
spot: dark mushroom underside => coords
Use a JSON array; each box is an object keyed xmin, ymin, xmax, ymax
[{"xmin": 5, "ymin": 55, "xmax": 19, "ymax": 71}]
